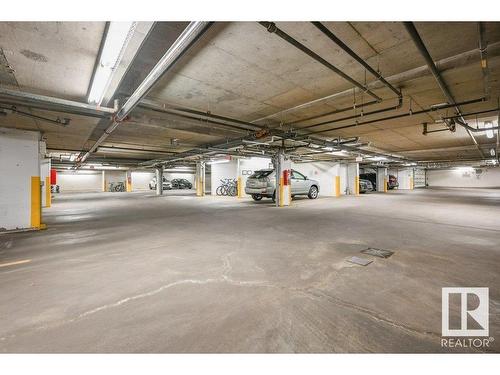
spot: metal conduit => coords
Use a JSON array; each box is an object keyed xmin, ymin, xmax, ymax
[
  {"xmin": 259, "ymin": 22, "xmax": 382, "ymax": 102},
  {"xmin": 403, "ymin": 22, "xmax": 489, "ymax": 158},
  {"xmin": 306, "ymin": 97, "xmax": 488, "ymax": 135},
  {"xmin": 311, "ymin": 22, "xmax": 401, "ymax": 98}
]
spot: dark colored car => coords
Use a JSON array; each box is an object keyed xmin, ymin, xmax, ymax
[
  {"xmin": 359, "ymin": 179, "xmax": 374, "ymax": 193},
  {"xmin": 359, "ymin": 173, "xmax": 399, "ymax": 190},
  {"xmin": 171, "ymin": 178, "xmax": 193, "ymax": 189}
]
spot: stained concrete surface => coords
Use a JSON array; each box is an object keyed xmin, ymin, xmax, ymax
[{"xmin": 0, "ymin": 188, "xmax": 499, "ymax": 353}]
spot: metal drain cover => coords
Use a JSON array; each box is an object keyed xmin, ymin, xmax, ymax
[
  {"xmin": 347, "ymin": 256, "xmax": 373, "ymax": 266},
  {"xmin": 361, "ymin": 248, "xmax": 394, "ymax": 258}
]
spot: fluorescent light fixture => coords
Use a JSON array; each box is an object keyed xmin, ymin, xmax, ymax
[
  {"xmin": 329, "ymin": 150, "xmax": 349, "ymax": 156},
  {"xmin": 484, "ymin": 121, "xmax": 494, "ymax": 139},
  {"xmin": 69, "ymin": 154, "xmax": 76, "ymax": 162},
  {"xmin": 456, "ymin": 166, "xmax": 474, "ymax": 172},
  {"xmin": 369, "ymin": 156, "xmax": 387, "ymax": 161},
  {"xmin": 88, "ymin": 22, "xmax": 137, "ymax": 105},
  {"xmin": 430, "ymin": 102, "xmax": 448, "ymax": 108},
  {"xmin": 490, "ymin": 148, "xmax": 496, "ymax": 156},
  {"xmin": 322, "ymin": 147, "xmax": 333, "ymax": 151},
  {"xmin": 208, "ymin": 159, "xmax": 230, "ymax": 165}
]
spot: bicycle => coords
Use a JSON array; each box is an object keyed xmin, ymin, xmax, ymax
[
  {"xmin": 109, "ymin": 181, "xmax": 125, "ymax": 192},
  {"xmin": 216, "ymin": 178, "xmax": 237, "ymax": 196}
]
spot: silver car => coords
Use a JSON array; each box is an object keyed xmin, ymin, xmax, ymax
[
  {"xmin": 245, "ymin": 169, "xmax": 320, "ymax": 201},
  {"xmin": 149, "ymin": 176, "xmax": 172, "ymax": 190}
]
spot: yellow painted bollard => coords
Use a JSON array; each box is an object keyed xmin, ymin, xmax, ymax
[
  {"xmin": 31, "ymin": 176, "xmax": 41, "ymax": 229},
  {"xmin": 355, "ymin": 176, "xmax": 360, "ymax": 195},
  {"xmin": 410, "ymin": 177, "xmax": 414, "ymax": 190},
  {"xmin": 45, "ymin": 176, "xmax": 51, "ymax": 207},
  {"xmin": 384, "ymin": 178, "xmax": 388, "ymax": 193},
  {"xmin": 335, "ymin": 176, "xmax": 340, "ymax": 197},
  {"xmin": 237, "ymin": 176, "xmax": 242, "ymax": 198}
]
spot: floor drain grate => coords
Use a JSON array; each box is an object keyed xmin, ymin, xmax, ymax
[
  {"xmin": 346, "ymin": 256, "xmax": 373, "ymax": 266},
  {"xmin": 361, "ymin": 248, "xmax": 394, "ymax": 258}
]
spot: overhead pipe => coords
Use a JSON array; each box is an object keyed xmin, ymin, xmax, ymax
[
  {"xmin": 259, "ymin": 22, "xmax": 382, "ymax": 102},
  {"xmin": 77, "ymin": 21, "xmax": 213, "ymax": 166},
  {"xmin": 403, "ymin": 22, "xmax": 485, "ymax": 158},
  {"xmin": 252, "ymin": 41, "xmax": 500, "ymax": 125},
  {"xmin": 0, "ymin": 105, "xmax": 70, "ymax": 126},
  {"xmin": 478, "ymin": 22, "xmax": 490, "ymax": 99},
  {"xmin": 0, "ymin": 86, "xmax": 116, "ymax": 118},
  {"xmin": 300, "ymin": 95, "xmax": 403, "ymax": 131},
  {"xmin": 305, "ymin": 97, "xmax": 489, "ymax": 135},
  {"xmin": 286, "ymin": 99, "xmax": 379, "ymax": 126},
  {"xmin": 138, "ymin": 98, "xmax": 262, "ymax": 132},
  {"xmin": 311, "ymin": 22, "xmax": 401, "ymax": 98}
]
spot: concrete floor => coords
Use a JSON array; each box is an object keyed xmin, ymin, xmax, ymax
[{"xmin": 0, "ymin": 188, "xmax": 499, "ymax": 353}]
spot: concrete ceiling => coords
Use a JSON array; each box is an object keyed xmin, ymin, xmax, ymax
[{"xmin": 1, "ymin": 21, "xmax": 499, "ymax": 166}]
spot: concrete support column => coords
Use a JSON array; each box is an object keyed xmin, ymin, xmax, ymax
[
  {"xmin": 274, "ymin": 149, "xmax": 291, "ymax": 207},
  {"xmin": 125, "ymin": 171, "xmax": 132, "ymax": 192},
  {"xmin": 40, "ymin": 158, "xmax": 51, "ymax": 207},
  {"xmin": 377, "ymin": 167, "xmax": 388, "ymax": 192},
  {"xmin": 156, "ymin": 167, "xmax": 163, "ymax": 196},
  {"xmin": 195, "ymin": 161, "xmax": 206, "ymax": 197},
  {"xmin": 346, "ymin": 162, "xmax": 359, "ymax": 195},
  {"xmin": 0, "ymin": 127, "xmax": 43, "ymax": 231},
  {"xmin": 102, "ymin": 171, "xmax": 108, "ymax": 191}
]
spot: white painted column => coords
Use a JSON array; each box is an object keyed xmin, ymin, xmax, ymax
[
  {"xmin": 274, "ymin": 150, "xmax": 291, "ymax": 207},
  {"xmin": 346, "ymin": 162, "xmax": 360, "ymax": 195},
  {"xmin": 155, "ymin": 167, "xmax": 163, "ymax": 195},
  {"xmin": 40, "ymin": 158, "xmax": 51, "ymax": 207},
  {"xmin": 377, "ymin": 167, "xmax": 388, "ymax": 192},
  {"xmin": 195, "ymin": 161, "xmax": 206, "ymax": 196},
  {"xmin": 0, "ymin": 127, "xmax": 42, "ymax": 231},
  {"xmin": 102, "ymin": 170, "xmax": 106, "ymax": 192}
]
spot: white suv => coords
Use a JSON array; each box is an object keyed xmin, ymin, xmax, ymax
[{"xmin": 245, "ymin": 169, "xmax": 320, "ymax": 201}]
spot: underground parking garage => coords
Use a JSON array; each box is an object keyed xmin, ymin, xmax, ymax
[{"xmin": 1, "ymin": 17, "xmax": 500, "ymax": 359}]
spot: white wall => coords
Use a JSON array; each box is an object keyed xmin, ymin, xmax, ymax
[
  {"xmin": 131, "ymin": 171, "xmax": 155, "ymax": 191},
  {"xmin": 105, "ymin": 170, "xmax": 126, "ymax": 185},
  {"xmin": 40, "ymin": 158, "xmax": 51, "ymax": 207},
  {"xmin": 0, "ymin": 127, "xmax": 40, "ymax": 230},
  {"xmin": 210, "ymin": 160, "xmax": 238, "ymax": 194},
  {"xmin": 58, "ymin": 171, "xmax": 102, "ymax": 192},
  {"xmin": 427, "ymin": 167, "xmax": 500, "ymax": 188},
  {"xmin": 292, "ymin": 161, "xmax": 343, "ymax": 197}
]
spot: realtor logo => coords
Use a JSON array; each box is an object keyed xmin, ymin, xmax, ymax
[{"xmin": 442, "ymin": 287, "xmax": 489, "ymax": 337}]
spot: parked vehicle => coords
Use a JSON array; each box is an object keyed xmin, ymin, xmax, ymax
[
  {"xmin": 245, "ymin": 169, "xmax": 319, "ymax": 201},
  {"xmin": 359, "ymin": 179, "xmax": 374, "ymax": 194},
  {"xmin": 149, "ymin": 177, "xmax": 172, "ymax": 190},
  {"xmin": 171, "ymin": 178, "xmax": 193, "ymax": 189},
  {"xmin": 359, "ymin": 172, "xmax": 399, "ymax": 190}
]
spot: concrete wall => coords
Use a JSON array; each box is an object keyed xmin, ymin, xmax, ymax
[
  {"xmin": 427, "ymin": 167, "xmax": 500, "ymax": 188},
  {"xmin": 40, "ymin": 158, "xmax": 51, "ymax": 207},
  {"xmin": 131, "ymin": 171, "xmax": 155, "ymax": 191},
  {"xmin": 58, "ymin": 170, "xmax": 102, "ymax": 192},
  {"xmin": 292, "ymin": 161, "xmax": 345, "ymax": 197},
  {"xmin": 388, "ymin": 168, "xmax": 414, "ymax": 190},
  {"xmin": 210, "ymin": 160, "xmax": 238, "ymax": 194},
  {"xmin": 0, "ymin": 127, "xmax": 40, "ymax": 231},
  {"xmin": 105, "ymin": 170, "xmax": 126, "ymax": 185}
]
